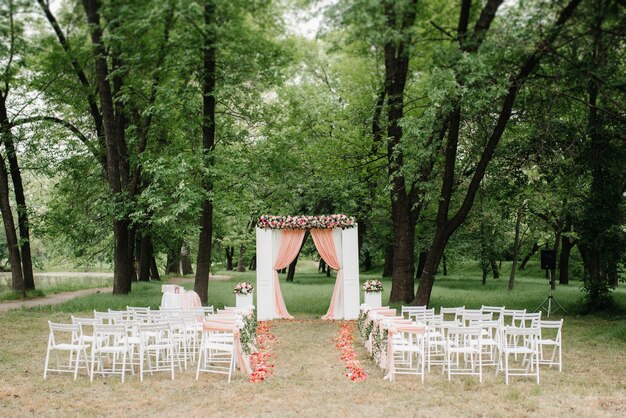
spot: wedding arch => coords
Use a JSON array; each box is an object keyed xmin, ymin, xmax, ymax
[{"xmin": 255, "ymin": 215, "xmax": 360, "ymax": 321}]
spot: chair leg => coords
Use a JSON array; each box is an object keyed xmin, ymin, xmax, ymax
[
  {"xmin": 90, "ymin": 351, "xmax": 96, "ymax": 382},
  {"xmin": 139, "ymin": 349, "xmax": 144, "ymax": 382},
  {"xmin": 43, "ymin": 345, "xmax": 51, "ymax": 379},
  {"xmin": 121, "ymin": 351, "xmax": 127, "ymax": 383},
  {"xmin": 170, "ymin": 344, "xmax": 175, "ymax": 380},
  {"xmin": 73, "ymin": 349, "xmax": 81, "ymax": 381},
  {"xmin": 505, "ymin": 353, "xmax": 509, "ymax": 385}
]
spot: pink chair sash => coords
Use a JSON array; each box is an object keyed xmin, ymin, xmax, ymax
[
  {"xmin": 311, "ymin": 229, "xmax": 342, "ymax": 320},
  {"xmin": 272, "ymin": 230, "xmax": 306, "ymax": 319},
  {"xmin": 383, "ymin": 325, "xmax": 426, "ymax": 381},
  {"xmin": 203, "ymin": 321, "xmax": 252, "ymax": 375}
]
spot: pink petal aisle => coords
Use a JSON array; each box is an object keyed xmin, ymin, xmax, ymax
[
  {"xmin": 249, "ymin": 321, "xmax": 277, "ymax": 383},
  {"xmin": 334, "ymin": 322, "xmax": 368, "ymax": 382}
]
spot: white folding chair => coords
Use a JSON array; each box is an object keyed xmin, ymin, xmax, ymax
[
  {"xmin": 537, "ymin": 319, "xmax": 563, "ymax": 372},
  {"xmin": 481, "ymin": 305, "xmax": 504, "ymax": 319},
  {"xmin": 476, "ymin": 319, "xmax": 502, "ymax": 367},
  {"xmin": 196, "ymin": 329, "xmax": 236, "ymax": 383},
  {"xmin": 401, "ymin": 305, "xmax": 426, "ymax": 319},
  {"xmin": 43, "ymin": 322, "xmax": 90, "ymax": 381},
  {"xmin": 389, "ymin": 328, "xmax": 426, "ymax": 383},
  {"xmin": 439, "ymin": 306, "xmax": 465, "ymax": 321},
  {"xmin": 445, "ymin": 326, "xmax": 483, "ymax": 383},
  {"xmin": 90, "ymin": 323, "xmax": 132, "ymax": 383},
  {"xmin": 498, "ymin": 326, "xmax": 540, "ymax": 384},
  {"xmin": 501, "ymin": 309, "xmax": 526, "ymax": 326},
  {"xmin": 94, "ymin": 310, "xmax": 123, "ymax": 324},
  {"xmin": 460, "ymin": 312, "xmax": 493, "ymax": 327},
  {"xmin": 409, "ymin": 308, "xmax": 436, "ymax": 324},
  {"xmin": 138, "ymin": 322, "xmax": 176, "ymax": 382}
]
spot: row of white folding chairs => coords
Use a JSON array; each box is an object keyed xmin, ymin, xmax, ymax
[
  {"xmin": 44, "ymin": 320, "xmax": 178, "ymax": 383},
  {"xmin": 403, "ymin": 305, "xmax": 542, "ymax": 327},
  {"xmin": 388, "ymin": 314, "xmax": 563, "ymax": 384}
]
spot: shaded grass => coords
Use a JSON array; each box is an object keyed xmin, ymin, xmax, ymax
[{"xmin": 0, "ymin": 275, "xmax": 113, "ymax": 301}]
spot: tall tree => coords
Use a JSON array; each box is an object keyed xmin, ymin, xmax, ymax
[{"xmin": 413, "ymin": 0, "xmax": 582, "ymax": 306}]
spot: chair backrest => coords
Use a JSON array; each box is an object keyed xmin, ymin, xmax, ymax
[
  {"xmin": 481, "ymin": 305, "xmax": 504, "ymax": 318},
  {"xmin": 409, "ymin": 308, "xmax": 436, "ymax": 323},
  {"xmin": 93, "ymin": 323, "xmax": 129, "ymax": 348},
  {"xmin": 461, "ymin": 312, "xmax": 493, "ymax": 326},
  {"xmin": 138, "ymin": 322, "xmax": 172, "ymax": 345},
  {"xmin": 501, "ymin": 309, "xmax": 526, "ymax": 325},
  {"xmin": 518, "ymin": 312, "xmax": 542, "ymax": 328},
  {"xmin": 71, "ymin": 316, "xmax": 101, "ymax": 337},
  {"xmin": 94, "ymin": 311, "xmax": 123, "ymax": 324},
  {"xmin": 48, "ymin": 321, "xmax": 81, "ymax": 346},
  {"xmin": 447, "ymin": 326, "xmax": 482, "ymax": 349},
  {"xmin": 538, "ymin": 319, "xmax": 563, "ymax": 341},
  {"xmin": 401, "ymin": 305, "xmax": 427, "ymax": 318},
  {"xmin": 439, "ymin": 306, "xmax": 465, "ymax": 321}
]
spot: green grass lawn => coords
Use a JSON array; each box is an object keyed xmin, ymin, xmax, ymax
[{"xmin": 1, "ymin": 259, "xmax": 625, "ymax": 416}]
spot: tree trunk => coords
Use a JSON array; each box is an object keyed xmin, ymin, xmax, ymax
[
  {"xmin": 416, "ymin": 251, "xmax": 427, "ymax": 282},
  {"xmin": 382, "ymin": 244, "xmax": 393, "ymax": 277},
  {"xmin": 132, "ymin": 235, "xmax": 140, "ymax": 282},
  {"xmin": 508, "ymin": 206, "xmax": 523, "ymax": 290},
  {"xmin": 551, "ymin": 230, "xmax": 561, "ymax": 290},
  {"xmin": 248, "ymin": 254, "xmax": 256, "ymax": 271},
  {"xmin": 181, "ymin": 241, "xmax": 193, "ymax": 275},
  {"xmin": 363, "ymin": 249, "xmax": 372, "ymax": 271},
  {"xmin": 0, "ymin": 97, "xmax": 33, "ymax": 292},
  {"xmin": 193, "ymin": 0, "xmax": 217, "ymax": 306},
  {"xmin": 225, "ymin": 247, "xmax": 234, "ymax": 271},
  {"xmin": 442, "ymin": 252, "xmax": 448, "ymax": 276},
  {"xmin": 0, "ymin": 151, "xmax": 24, "ymax": 295},
  {"xmin": 150, "ymin": 255, "xmax": 160, "ymax": 281},
  {"xmin": 389, "ymin": 209, "xmax": 415, "ymax": 303},
  {"xmin": 138, "ymin": 234, "xmax": 152, "ymax": 281},
  {"xmin": 82, "ymin": 0, "xmax": 133, "ymax": 295},
  {"xmin": 319, "ymin": 259, "xmax": 326, "ymax": 273},
  {"xmin": 166, "ymin": 241, "xmax": 181, "ymax": 274},
  {"xmin": 520, "ymin": 242, "xmax": 539, "ymax": 270},
  {"xmin": 236, "ymin": 245, "xmax": 246, "ymax": 273},
  {"xmin": 558, "ymin": 234, "xmax": 573, "ymax": 285},
  {"xmin": 286, "ymin": 254, "xmax": 298, "ymax": 282},
  {"xmin": 490, "ymin": 258, "xmax": 500, "ymax": 279}
]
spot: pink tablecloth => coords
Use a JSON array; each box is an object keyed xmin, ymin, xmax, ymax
[{"xmin": 160, "ymin": 291, "xmax": 201, "ymax": 310}]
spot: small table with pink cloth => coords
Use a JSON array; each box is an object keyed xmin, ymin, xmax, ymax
[{"xmin": 160, "ymin": 289, "xmax": 202, "ymax": 310}]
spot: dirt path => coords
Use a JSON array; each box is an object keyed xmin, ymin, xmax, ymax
[{"xmin": 0, "ymin": 287, "xmax": 111, "ymax": 313}]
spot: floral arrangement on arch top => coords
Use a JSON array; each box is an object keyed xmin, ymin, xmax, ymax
[
  {"xmin": 257, "ymin": 214, "xmax": 356, "ymax": 230},
  {"xmin": 363, "ymin": 280, "xmax": 383, "ymax": 293},
  {"xmin": 233, "ymin": 282, "xmax": 254, "ymax": 295}
]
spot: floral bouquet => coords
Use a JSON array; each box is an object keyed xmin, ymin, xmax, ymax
[
  {"xmin": 362, "ymin": 280, "xmax": 383, "ymax": 293},
  {"xmin": 234, "ymin": 281, "xmax": 254, "ymax": 295}
]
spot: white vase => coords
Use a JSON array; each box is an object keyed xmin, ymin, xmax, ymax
[
  {"xmin": 364, "ymin": 291, "xmax": 382, "ymax": 308},
  {"xmin": 236, "ymin": 292, "xmax": 253, "ymax": 309}
]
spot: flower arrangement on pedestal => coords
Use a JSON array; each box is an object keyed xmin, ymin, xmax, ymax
[
  {"xmin": 234, "ymin": 282, "xmax": 254, "ymax": 295},
  {"xmin": 362, "ymin": 280, "xmax": 383, "ymax": 293},
  {"xmin": 257, "ymin": 214, "xmax": 356, "ymax": 230}
]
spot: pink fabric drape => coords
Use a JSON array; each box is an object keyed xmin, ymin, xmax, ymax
[
  {"xmin": 311, "ymin": 229, "xmax": 342, "ymax": 320},
  {"xmin": 273, "ymin": 230, "xmax": 306, "ymax": 319}
]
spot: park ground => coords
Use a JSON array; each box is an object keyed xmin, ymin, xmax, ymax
[{"xmin": 0, "ymin": 261, "xmax": 625, "ymax": 417}]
